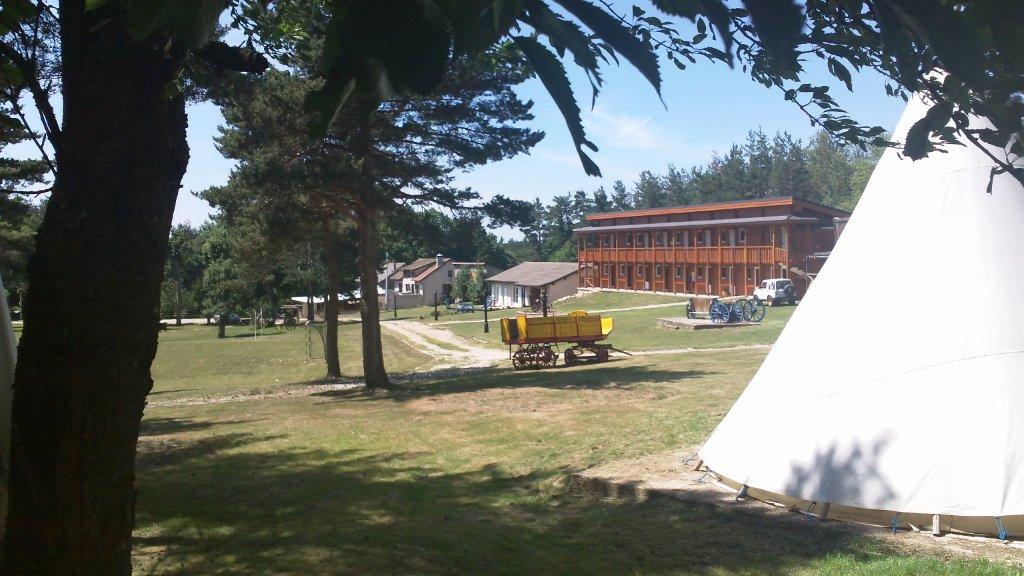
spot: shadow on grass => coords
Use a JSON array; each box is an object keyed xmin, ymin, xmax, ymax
[
  {"xmin": 139, "ymin": 417, "xmax": 257, "ymax": 437},
  {"xmin": 133, "ymin": 421, "xmax": 884, "ymax": 576},
  {"xmin": 314, "ymin": 360, "xmax": 712, "ymax": 403}
]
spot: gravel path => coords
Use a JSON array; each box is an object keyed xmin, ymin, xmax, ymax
[{"xmin": 380, "ymin": 319, "xmax": 507, "ymax": 368}]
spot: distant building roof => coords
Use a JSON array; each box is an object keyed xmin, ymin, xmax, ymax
[
  {"xmin": 486, "ymin": 262, "xmax": 578, "ymax": 287},
  {"xmin": 584, "ymin": 196, "xmax": 850, "ymax": 222},
  {"xmin": 377, "ymin": 261, "xmax": 404, "ymax": 284},
  {"xmin": 573, "ymin": 214, "xmax": 819, "ymax": 234}
]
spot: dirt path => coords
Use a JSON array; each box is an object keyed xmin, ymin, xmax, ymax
[
  {"xmin": 431, "ymin": 301, "xmax": 688, "ymax": 325},
  {"xmin": 380, "ymin": 319, "xmax": 507, "ymax": 369},
  {"xmin": 574, "ymin": 448, "xmax": 1024, "ymax": 565}
]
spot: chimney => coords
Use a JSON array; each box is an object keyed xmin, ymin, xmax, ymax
[{"xmin": 436, "ymin": 253, "xmax": 443, "ymax": 268}]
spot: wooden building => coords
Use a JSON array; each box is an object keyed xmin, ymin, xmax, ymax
[{"xmin": 574, "ymin": 196, "xmax": 850, "ymax": 298}]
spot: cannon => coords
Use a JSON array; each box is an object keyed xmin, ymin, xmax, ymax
[
  {"xmin": 500, "ymin": 311, "xmax": 622, "ymax": 369},
  {"xmin": 686, "ymin": 295, "xmax": 766, "ymax": 324}
]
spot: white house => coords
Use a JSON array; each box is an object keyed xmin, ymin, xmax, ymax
[
  {"xmin": 486, "ymin": 262, "xmax": 578, "ymax": 308},
  {"xmin": 387, "ymin": 254, "xmax": 498, "ymax": 300}
]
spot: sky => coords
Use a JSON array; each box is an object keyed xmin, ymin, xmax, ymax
[
  {"xmin": 175, "ymin": 45, "xmax": 906, "ymax": 238},
  {"xmin": 9, "ymin": 5, "xmax": 908, "ymax": 239}
]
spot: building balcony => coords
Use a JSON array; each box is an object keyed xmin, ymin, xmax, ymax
[{"xmin": 578, "ymin": 245, "xmax": 789, "ymax": 266}]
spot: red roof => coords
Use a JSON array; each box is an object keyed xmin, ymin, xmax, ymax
[{"xmin": 585, "ymin": 196, "xmax": 849, "ymax": 222}]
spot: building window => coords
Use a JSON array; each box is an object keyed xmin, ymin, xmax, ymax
[
  {"xmin": 675, "ymin": 265, "xmax": 683, "ymax": 278},
  {"xmin": 603, "ymin": 264, "xmax": 610, "ymax": 275},
  {"xmin": 698, "ymin": 267, "xmax": 704, "ymax": 279},
  {"xmin": 602, "ymin": 234, "xmax": 612, "ymax": 248},
  {"xmin": 624, "ymin": 233, "xmax": 634, "ymax": 247},
  {"xmin": 738, "ymin": 229, "xmax": 747, "ymax": 245},
  {"xmin": 636, "ymin": 233, "xmax": 648, "ymax": 248},
  {"xmin": 636, "ymin": 264, "xmax": 643, "ymax": 276},
  {"xmin": 655, "ymin": 265, "xmax": 663, "ymax": 277},
  {"xmin": 448, "ymin": 270, "xmax": 453, "ymax": 278},
  {"xmin": 654, "ymin": 233, "xmax": 665, "ymax": 248},
  {"xmin": 585, "ymin": 233, "xmax": 598, "ymax": 248},
  {"xmin": 618, "ymin": 264, "xmax": 626, "ymax": 276}
]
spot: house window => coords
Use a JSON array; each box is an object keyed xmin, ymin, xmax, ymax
[
  {"xmin": 654, "ymin": 233, "xmax": 665, "ymax": 248},
  {"xmin": 738, "ymin": 229, "xmax": 747, "ymax": 245},
  {"xmin": 675, "ymin": 265, "xmax": 683, "ymax": 278},
  {"xmin": 618, "ymin": 263, "xmax": 626, "ymax": 276},
  {"xmin": 602, "ymin": 264, "xmax": 610, "ymax": 275},
  {"xmin": 655, "ymin": 265, "xmax": 663, "ymax": 277},
  {"xmin": 585, "ymin": 233, "xmax": 598, "ymax": 248},
  {"xmin": 698, "ymin": 267, "xmax": 704, "ymax": 279},
  {"xmin": 636, "ymin": 264, "xmax": 643, "ymax": 276},
  {"xmin": 448, "ymin": 270, "xmax": 453, "ymax": 278},
  {"xmin": 602, "ymin": 234, "xmax": 612, "ymax": 248},
  {"xmin": 623, "ymin": 233, "xmax": 634, "ymax": 247},
  {"xmin": 637, "ymin": 233, "xmax": 648, "ymax": 248}
]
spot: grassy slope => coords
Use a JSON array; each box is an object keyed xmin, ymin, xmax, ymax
[
  {"xmin": 150, "ymin": 323, "xmax": 435, "ymax": 401},
  {"xmin": 134, "ymin": 326, "xmax": 1017, "ymax": 575}
]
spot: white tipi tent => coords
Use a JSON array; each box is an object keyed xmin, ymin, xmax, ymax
[{"xmin": 699, "ymin": 92, "xmax": 1024, "ymax": 538}]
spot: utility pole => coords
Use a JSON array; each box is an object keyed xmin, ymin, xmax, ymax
[{"xmin": 483, "ymin": 284, "xmax": 490, "ymax": 333}]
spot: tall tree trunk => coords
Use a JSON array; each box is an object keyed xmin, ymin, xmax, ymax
[
  {"xmin": 2, "ymin": 4, "xmax": 187, "ymax": 574},
  {"xmin": 217, "ymin": 315, "xmax": 227, "ymax": 339},
  {"xmin": 321, "ymin": 218, "xmax": 342, "ymax": 379},
  {"xmin": 356, "ymin": 211, "xmax": 389, "ymax": 388}
]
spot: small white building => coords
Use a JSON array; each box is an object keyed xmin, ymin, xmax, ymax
[
  {"xmin": 387, "ymin": 254, "xmax": 498, "ymax": 300},
  {"xmin": 486, "ymin": 262, "xmax": 579, "ymax": 308}
]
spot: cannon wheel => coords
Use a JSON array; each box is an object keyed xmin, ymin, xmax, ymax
[
  {"xmin": 747, "ymin": 298, "xmax": 766, "ymax": 322},
  {"xmin": 731, "ymin": 300, "xmax": 746, "ymax": 323},
  {"xmin": 709, "ymin": 301, "xmax": 730, "ymax": 324}
]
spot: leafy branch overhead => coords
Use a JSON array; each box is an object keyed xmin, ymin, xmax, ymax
[{"xmin": 306, "ymin": 0, "xmax": 1023, "ymax": 183}]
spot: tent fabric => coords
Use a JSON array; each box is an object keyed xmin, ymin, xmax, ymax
[{"xmin": 699, "ymin": 93, "xmax": 1024, "ymax": 537}]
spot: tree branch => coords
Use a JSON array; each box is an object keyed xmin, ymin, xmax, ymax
[{"xmin": 0, "ymin": 39, "xmax": 61, "ymax": 153}]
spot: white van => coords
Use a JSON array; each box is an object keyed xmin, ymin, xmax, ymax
[{"xmin": 753, "ymin": 278, "xmax": 796, "ymax": 306}]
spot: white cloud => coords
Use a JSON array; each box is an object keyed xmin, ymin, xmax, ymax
[{"xmin": 584, "ymin": 106, "xmax": 666, "ymax": 149}]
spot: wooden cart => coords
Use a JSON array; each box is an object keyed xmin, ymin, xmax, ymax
[{"xmin": 500, "ymin": 311, "xmax": 617, "ymax": 369}]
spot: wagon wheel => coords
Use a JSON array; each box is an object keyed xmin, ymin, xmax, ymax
[
  {"xmin": 747, "ymin": 298, "xmax": 766, "ymax": 322},
  {"xmin": 283, "ymin": 315, "xmax": 298, "ymax": 331},
  {"xmin": 709, "ymin": 302, "xmax": 730, "ymax": 324},
  {"xmin": 685, "ymin": 299, "xmax": 695, "ymax": 319},
  {"xmin": 564, "ymin": 348, "xmax": 578, "ymax": 366},
  {"xmin": 597, "ymin": 347, "xmax": 610, "ymax": 363},
  {"xmin": 544, "ymin": 346, "xmax": 559, "ymax": 368},
  {"xmin": 512, "ymin": 350, "xmax": 526, "ymax": 370}
]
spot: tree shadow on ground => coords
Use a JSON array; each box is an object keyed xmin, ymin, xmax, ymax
[
  {"xmin": 314, "ymin": 361, "xmax": 713, "ymax": 403},
  {"xmin": 139, "ymin": 416, "xmax": 257, "ymax": 437},
  {"xmin": 132, "ymin": 421, "xmax": 888, "ymax": 576}
]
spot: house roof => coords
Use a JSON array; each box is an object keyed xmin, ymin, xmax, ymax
[
  {"xmin": 584, "ymin": 196, "xmax": 850, "ymax": 222},
  {"xmin": 377, "ymin": 261, "xmax": 404, "ymax": 284},
  {"xmin": 412, "ymin": 258, "xmax": 451, "ymax": 282},
  {"xmin": 387, "ymin": 257, "xmax": 436, "ymax": 281},
  {"xmin": 573, "ymin": 214, "xmax": 820, "ymax": 234},
  {"xmin": 486, "ymin": 262, "xmax": 578, "ymax": 287}
]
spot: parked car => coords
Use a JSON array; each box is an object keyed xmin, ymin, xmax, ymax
[
  {"xmin": 213, "ymin": 312, "xmax": 243, "ymax": 325},
  {"xmin": 753, "ymin": 278, "xmax": 796, "ymax": 306}
]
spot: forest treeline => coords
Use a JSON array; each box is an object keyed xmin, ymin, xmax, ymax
[{"xmin": 504, "ymin": 128, "xmax": 883, "ymax": 263}]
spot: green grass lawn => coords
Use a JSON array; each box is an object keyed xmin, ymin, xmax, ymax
[
  {"xmin": 134, "ymin": 335, "xmax": 1020, "ymax": 575},
  {"xmin": 441, "ymin": 294, "xmax": 797, "ymax": 352},
  {"xmin": 150, "ymin": 323, "xmax": 435, "ymax": 401}
]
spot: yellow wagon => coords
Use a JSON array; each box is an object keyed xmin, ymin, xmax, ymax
[{"xmin": 499, "ymin": 311, "xmax": 616, "ymax": 369}]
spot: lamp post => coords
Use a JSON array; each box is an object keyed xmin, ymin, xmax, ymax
[
  {"xmin": 483, "ymin": 283, "xmax": 490, "ymax": 333},
  {"xmin": 432, "ymin": 290, "xmax": 439, "ymax": 321},
  {"xmin": 542, "ymin": 289, "xmax": 549, "ymax": 318}
]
